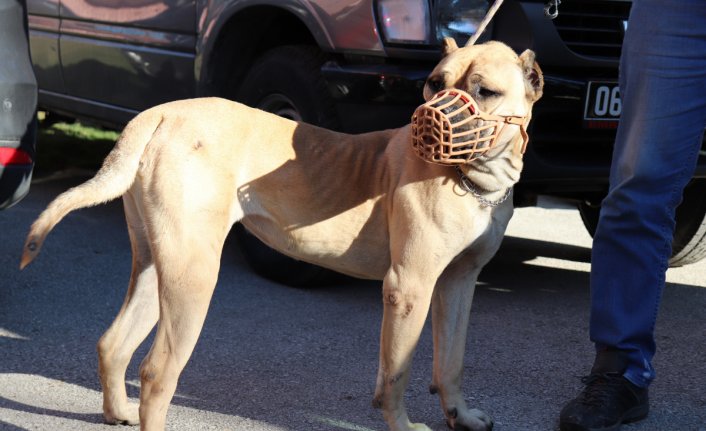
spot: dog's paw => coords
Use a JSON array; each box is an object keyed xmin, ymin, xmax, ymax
[
  {"xmin": 447, "ymin": 408, "xmax": 493, "ymax": 431},
  {"xmin": 387, "ymin": 419, "xmax": 433, "ymax": 431},
  {"xmin": 103, "ymin": 403, "xmax": 140, "ymax": 426},
  {"xmin": 407, "ymin": 423, "xmax": 433, "ymax": 431}
]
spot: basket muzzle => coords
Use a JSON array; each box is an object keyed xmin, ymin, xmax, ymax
[{"xmin": 411, "ymin": 89, "xmax": 529, "ymax": 165}]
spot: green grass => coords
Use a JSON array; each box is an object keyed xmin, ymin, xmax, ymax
[
  {"xmin": 35, "ymin": 114, "xmax": 120, "ymax": 177},
  {"xmin": 44, "ymin": 120, "xmax": 120, "ymax": 142}
]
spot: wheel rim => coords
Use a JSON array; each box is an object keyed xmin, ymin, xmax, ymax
[{"xmin": 258, "ymin": 94, "xmax": 302, "ymax": 121}]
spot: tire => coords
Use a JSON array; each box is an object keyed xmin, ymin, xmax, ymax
[
  {"xmin": 578, "ymin": 179, "xmax": 706, "ymax": 267},
  {"xmin": 232, "ymin": 224, "xmax": 343, "ymax": 287},
  {"xmin": 235, "ymin": 45, "xmax": 339, "ymax": 130},
  {"xmin": 230, "ymin": 45, "xmax": 342, "ymax": 286}
]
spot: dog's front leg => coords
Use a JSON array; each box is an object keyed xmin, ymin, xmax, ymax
[
  {"xmin": 373, "ymin": 266, "xmax": 436, "ymax": 431},
  {"xmin": 429, "ymin": 258, "xmax": 493, "ymax": 431}
]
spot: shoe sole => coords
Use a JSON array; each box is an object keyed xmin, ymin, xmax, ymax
[
  {"xmin": 622, "ymin": 403, "xmax": 649, "ymax": 424},
  {"xmin": 559, "ymin": 404, "xmax": 649, "ymax": 431}
]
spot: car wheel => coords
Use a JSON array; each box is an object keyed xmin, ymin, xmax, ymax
[
  {"xmin": 231, "ymin": 224, "xmax": 343, "ymax": 287},
  {"xmin": 230, "ymin": 45, "xmax": 342, "ymax": 286},
  {"xmin": 578, "ymin": 178, "xmax": 706, "ymax": 267},
  {"xmin": 236, "ymin": 45, "xmax": 339, "ymax": 130}
]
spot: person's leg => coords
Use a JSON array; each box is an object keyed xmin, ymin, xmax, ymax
[
  {"xmin": 561, "ymin": 1, "xmax": 706, "ymax": 430},
  {"xmin": 590, "ymin": 0, "xmax": 706, "ymax": 388}
]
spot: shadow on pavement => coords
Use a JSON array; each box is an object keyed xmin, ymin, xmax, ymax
[{"xmin": 1, "ymin": 174, "xmax": 704, "ymax": 430}]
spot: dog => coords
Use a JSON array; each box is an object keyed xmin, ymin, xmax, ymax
[{"xmin": 20, "ymin": 39, "xmax": 543, "ymax": 431}]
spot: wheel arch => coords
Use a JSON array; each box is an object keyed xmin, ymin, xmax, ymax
[
  {"xmin": 196, "ymin": 2, "xmax": 330, "ymax": 99},
  {"xmin": 578, "ymin": 178, "xmax": 706, "ymax": 267}
]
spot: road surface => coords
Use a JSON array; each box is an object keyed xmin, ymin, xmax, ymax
[{"xmin": 1, "ymin": 172, "xmax": 705, "ymax": 430}]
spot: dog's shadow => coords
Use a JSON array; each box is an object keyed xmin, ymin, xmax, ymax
[
  {"xmin": 5, "ymin": 175, "xmax": 706, "ymax": 431},
  {"xmin": 1, "ymin": 176, "xmax": 594, "ymax": 430}
]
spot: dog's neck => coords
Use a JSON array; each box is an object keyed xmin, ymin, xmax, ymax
[{"xmin": 454, "ymin": 135, "xmax": 524, "ymax": 206}]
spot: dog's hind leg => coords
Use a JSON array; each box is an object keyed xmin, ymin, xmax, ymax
[
  {"xmin": 97, "ymin": 193, "xmax": 159, "ymax": 425},
  {"xmin": 136, "ymin": 215, "xmax": 229, "ymax": 430},
  {"xmin": 429, "ymin": 257, "xmax": 493, "ymax": 431}
]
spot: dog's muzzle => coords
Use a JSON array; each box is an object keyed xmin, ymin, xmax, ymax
[{"xmin": 411, "ymin": 89, "xmax": 529, "ymax": 165}]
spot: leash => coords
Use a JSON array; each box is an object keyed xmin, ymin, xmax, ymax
[
  {"xmin": 467, "ymin": 0, "xmax": 505, "ymax": 45},
  {"xmin": 467, "ymin": 0, "xmax": 560, "ymax": 46}
]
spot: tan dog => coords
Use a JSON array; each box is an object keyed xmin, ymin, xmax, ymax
[{"xmin": 20, "ymin": 40, "xmax": 543, "ymax": 431}]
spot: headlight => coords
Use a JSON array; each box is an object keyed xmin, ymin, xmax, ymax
[
  {"xmin": 376, "ymin": 0, "xmax": 432, "ymax": 44},
  {"xmin": 434, "ymin": 0, "xmax": 490, "ymax": 46}
]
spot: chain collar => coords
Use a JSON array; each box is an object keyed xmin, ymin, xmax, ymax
[{"xmin": 454, "ymin": 166, "xmax": 512, "ymax": 208}]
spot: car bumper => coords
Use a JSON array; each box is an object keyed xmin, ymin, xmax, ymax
[{"xmin": 0, "ymin": 162, "xmax": 34, "ymax": 209}]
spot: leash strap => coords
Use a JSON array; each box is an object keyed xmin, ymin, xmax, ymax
[
  {"xmin": 468, "ymin": 0, "xmax": 560, "ymax": 46},
  {"xmin": 467, "ymin": 0, "xmax": 505, "ymax": 46}
]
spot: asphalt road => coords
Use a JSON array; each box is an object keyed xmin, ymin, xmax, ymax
[{"xmin": 1, "ymin": 171, "xmax": 705, "ymax": 431}]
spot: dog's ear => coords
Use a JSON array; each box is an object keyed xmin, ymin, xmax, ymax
[
  {"xmin": 519, "ymin": 49, "xmax": 544, "ymax": 102},
  {"xmin": 441, "ymin": 37, "xmax": 459, "ymax": 57}
]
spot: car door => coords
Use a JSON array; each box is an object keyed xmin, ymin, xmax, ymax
[
  {"xmin": 58, "ymin": 0, "xmax": 197, "ymax": 116},
  {"xmin": 28, "ymin": 0, "xmax": 63, "ymax": 95}
]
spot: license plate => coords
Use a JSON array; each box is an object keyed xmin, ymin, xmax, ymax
[{"xmin": 584, "ymin": 81, "xmax": 621, "ymax": 128}]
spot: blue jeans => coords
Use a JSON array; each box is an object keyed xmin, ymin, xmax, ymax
[{"xmin": 590, "ymin": 0, "xmax": 706, "ymax": 388}]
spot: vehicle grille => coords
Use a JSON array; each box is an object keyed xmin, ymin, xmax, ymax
[{"xmin": 553, "ymin": 0, "xmax": 632, "ymax": 60}]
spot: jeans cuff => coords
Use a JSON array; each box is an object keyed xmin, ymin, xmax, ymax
[{"xmin": 623, "ymin": 368, "xmax": 652, "ymax": 389}]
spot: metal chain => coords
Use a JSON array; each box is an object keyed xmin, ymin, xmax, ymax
[{"xmin": 455, "ymin": 166, "xmax": 512, "ymax": 208}]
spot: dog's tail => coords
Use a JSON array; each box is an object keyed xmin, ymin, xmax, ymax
[{"xmin": 19, "ymin": 111, "xmax": 164, "ymax": 270}]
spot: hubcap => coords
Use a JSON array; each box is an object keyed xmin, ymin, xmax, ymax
[{"xmin": 258, "ymin": 94, "xmax": 302, "ymax": 121}]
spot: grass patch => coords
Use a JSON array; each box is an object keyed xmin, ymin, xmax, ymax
[
  {"xmin": 35, "ymin": 114, "xmax": 120, "ymax": 177},
  {"xmin": 46, "ymin": 120, "xmax": 120, "ymax": 142}
]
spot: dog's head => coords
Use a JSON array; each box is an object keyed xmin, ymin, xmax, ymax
[{"xmin": 412, "ymin": 39, "xmax": 543, "ymax": 165}]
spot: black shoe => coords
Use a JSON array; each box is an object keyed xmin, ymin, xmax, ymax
[{"xmin": 559, "ymin": 349, "xmax": 649, "ymax": 431}]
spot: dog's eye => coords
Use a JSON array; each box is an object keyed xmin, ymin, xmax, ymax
[
  {"xmin": 478, "ymin": 87, "xmax": 501, "ymax": 98},
  {"xmin": 426, "ymin": 77, "xmax": 445, "ymax": 93}
]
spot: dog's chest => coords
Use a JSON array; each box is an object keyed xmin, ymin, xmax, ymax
[{"xmin": 456, "ymin": 201, "xmax": 512, "ymax": 258}]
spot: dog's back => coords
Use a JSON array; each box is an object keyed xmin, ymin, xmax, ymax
[{"xmin": 20, "ymin": 97, "xmax": 399, "ymax": 278}]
